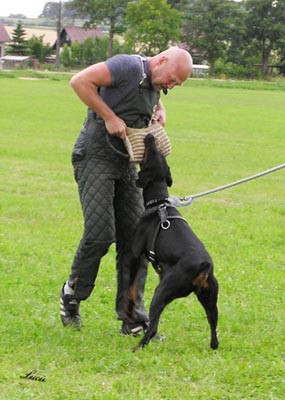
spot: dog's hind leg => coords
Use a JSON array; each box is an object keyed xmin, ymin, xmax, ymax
[
  {"xmin": 123, "ymin": 254, "xmax": 149, "ymax": 323},
  {"xmin": 194, "ymin": 273, "xmax": 219, "ymax": 349}
]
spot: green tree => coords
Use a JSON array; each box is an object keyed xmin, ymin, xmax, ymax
[
  {"xmin": 92, "ymin": 36, "xmax": 110, "ymax": 62},
  {"xmin": 125, "ymin": 0, "xmax": 183, "ymax": 55},
  {"xmin": 40, "ymin": 1, "xmax": 81, "ymax": 19},
  {"xmin": 81, "ymin": 37, "xmax": 97, "ymax": 66},
  {"xmin": 27, "ymin": 36, "xmax": 45, "ymax": 61},
  {"xmin": 244, "ymin": 0, "xmax": 285, "ymax": 76},
  {"xmin": 68, "ymin": 0, "xmax": 131, "ymax": 57},
  {"xmin": 26, "ymin": 35, "xmax": 52, "ymax": 62},
  {"xmin": 8, "ymin": 20, "xmax": 28, "ymax": 55},
  {"xmin": 167, "ymin": 0, "xmax": 188, "ymax": 11},
  {"xmin": 39, "ymin": 2, "xmax": 60, "ymax": 18},
  {"xmin": 183, "ymin": 0, "xmax": 243, "ymax": 73},
  {"xmin": 68, "ymin": 36, "xmax": 132, "ymax": 67}
]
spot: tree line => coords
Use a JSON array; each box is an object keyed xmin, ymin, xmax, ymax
[{"xmin": 7, "ymin": 0, "xmax": 285, "ymax": 77}]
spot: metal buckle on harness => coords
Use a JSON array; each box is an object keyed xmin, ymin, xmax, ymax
[
  {"xmin": 139, "ymin": 72, "xmax": 147, "ymax": 86},
  {"xmin": 158, "ymin": 204, "xmax": 170, "ymax": 230},
  {"xmin": 148, "ymin": 251, "xmax": 162, "ymax": 275},
  {"xmin": 158, "ymin": 204, "xmax": 167, "ymax": 221},
  {"xmin": 148, "ymin": 250, "xmax": 156, "ymax": 262},
  {"xmin": 131, "ymin": 55, "xmax": 147, "ymax": 87},
  {"xmin": 161, "ymin": 220, "xmax": 170, "ymax": 230}
]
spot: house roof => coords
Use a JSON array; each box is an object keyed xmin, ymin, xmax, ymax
[
  {"xmin": 0, "ymin": 22, "xmax": 11, "ymax": 43},
  {"xmin": 62, "ymin": 26, "xmax": 104, "ymax": 44}
]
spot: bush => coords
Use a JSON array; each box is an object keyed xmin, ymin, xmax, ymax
[
  {"xmin": 60, "ymin": 44, "xmax": 71, "ymax": 67},
  {"xmin": 70, "ymin": 41, "xmax": 83, "ymax": 66},
  {"xmin": 214, "ymin": 58, "xmax": 263, "ymax": 79},
  {"xmin": 67, "ymin": 36, "xmax": 133, "ymax": 68},
  {"xmin": 26, "ymin": 35, "xmax": 52, "ymax": 62}
]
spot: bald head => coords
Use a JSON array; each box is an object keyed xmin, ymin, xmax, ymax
[
  {"xmin": 160, "ymin": 47, "xmax": 192, "ymax": 78},
  {"xmin": 149, "ymin": 47, "xmax": 193, "ymax": 92}
]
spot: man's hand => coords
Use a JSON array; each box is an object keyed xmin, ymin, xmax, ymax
[
  {"xmin": 153, "ymin": 99, "xmax": 166, "ymax": 126},
  {"xmin": 154, "ymin": 108, "xmax": 166, "ymax": 126},
  {"xmin": 70, "ymin": 63, "xmax": 127, "ymax": 140},
  {"xmin": 105, "ymin": 115, "xmax": 127, "ymax": 140}
]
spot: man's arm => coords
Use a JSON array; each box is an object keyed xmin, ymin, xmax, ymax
[{"xmin": 70, "ymin": 62, "xmax": 126, "ymax": 138}]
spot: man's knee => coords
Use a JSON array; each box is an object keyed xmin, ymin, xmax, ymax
[{"xmin": 71, "ymin": 241, "xmax": 111, "ymax": 300}]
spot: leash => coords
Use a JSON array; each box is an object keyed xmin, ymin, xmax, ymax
[{"xmin": 168, "ymin": 163, "xmax": 285, "ymax": 208}]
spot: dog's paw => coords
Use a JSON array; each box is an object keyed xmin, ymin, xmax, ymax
[
  {"xmin": 210, "ymin": 338, "xmax": 219, "ymax": 350},
  {"xmin": 131, "ymin": 341, "xmax": 143, "ymax": 352}
]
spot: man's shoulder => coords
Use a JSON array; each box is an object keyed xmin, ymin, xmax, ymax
[
  {"xmin": 105, "ymin": 54, "xmax": 140, "ymax": 69},
  {"xmin": 105, "ymin": 54, "xmax": 142, "ymax": 83}
]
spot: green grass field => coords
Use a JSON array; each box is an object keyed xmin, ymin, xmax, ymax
[{"xmin": 1, "ymin": 74, "xmax": 284, "ymax": 399}]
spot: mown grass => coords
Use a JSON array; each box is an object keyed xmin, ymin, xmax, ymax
[{"xmin": 1, "ymin": 75, "xmax": 284, "ymax": 400}]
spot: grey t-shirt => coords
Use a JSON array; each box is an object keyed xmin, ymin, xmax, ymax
[{"xmin": 98, "ymin": 54, "xmax": 160, "ymax": 127}]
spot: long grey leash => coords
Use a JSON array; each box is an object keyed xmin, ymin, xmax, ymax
[{"xmin": 168, "ymin": 163, "xmax": 285, "ymax": 208}]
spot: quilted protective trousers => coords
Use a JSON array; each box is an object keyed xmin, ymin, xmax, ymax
[{"xmin": 68, "ymin": 115, "xmax": 148, "ymax": 323}]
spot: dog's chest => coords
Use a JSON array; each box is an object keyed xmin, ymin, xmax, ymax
[{"xmin": 136, "ymin": 209, "xmax": 211, "ymax": 267}]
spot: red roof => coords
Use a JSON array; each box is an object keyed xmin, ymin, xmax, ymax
[
  {"xmin": 63, "ymin": 26, "xmax": 104, "ymax": 43},
  {"xmin": 0, "ymin": 22, "xmax": 11, "ymax": 43}
]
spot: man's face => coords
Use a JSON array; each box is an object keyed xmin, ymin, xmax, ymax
[{"xmin": 151, "ymin": 58, "xmax": 188, "ymax": 92}]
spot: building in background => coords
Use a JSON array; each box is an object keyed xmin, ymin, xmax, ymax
[
  {"xmin": 0, "ymin": 22, "xmax": 11, "ymax": 57},
  {"xmin": 53, "ymin": 26, "xmax": 104, "ymax": 49}
]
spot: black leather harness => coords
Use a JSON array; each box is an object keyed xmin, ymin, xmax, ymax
[{"xmin": 146, "ymin": 202, "xmax": 187, "ymax": 275}]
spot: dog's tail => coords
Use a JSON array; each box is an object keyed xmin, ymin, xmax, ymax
[{"xmin": 192, "ymin": 262, "xmax": 212, "ymax": 289}]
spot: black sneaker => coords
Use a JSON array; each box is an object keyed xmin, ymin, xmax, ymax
[
  {"xmin": 120, "ymin": 321, "xmax": 148, "ymax": 337},
  {"xmin": 60, "ymin": 285, "xmax": 82, "ymax": 330}
]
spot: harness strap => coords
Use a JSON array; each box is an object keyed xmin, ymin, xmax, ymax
[
  {"xmin": 148, "ymin": 221, "xmax": 162, "ymax": 273},
  {"xmin": 106, "ymin": 55, "xmax": 148, "ymax": 158},
  {"xmin": 131, "ymin": 54, "xmax": 147, "ymax": 86},
  {"xmin": 147, "ymin": 204, "xmax": 187, "ymax": 274}
]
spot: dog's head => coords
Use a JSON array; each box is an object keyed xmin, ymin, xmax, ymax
[{"xmin": 136, "ymin": 134, "xmax": 172, "ymax": 189}]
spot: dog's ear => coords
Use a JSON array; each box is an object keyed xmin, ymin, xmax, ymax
[
  {"xmin": 166, "ymin": 165, "xmax": 173, "ymax": 187},
  {"xmin": 136, "ymin": 170, "xmax": 152, "ymax": 188}
]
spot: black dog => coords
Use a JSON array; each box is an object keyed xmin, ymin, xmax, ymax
[{"xmin": 125, "ymin": 134, "xmax": 219, "ymax": 351}]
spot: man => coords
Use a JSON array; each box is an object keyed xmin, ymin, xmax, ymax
[{"xmin": 60, "ymin": 47, "xmax": 192, "ymax": 335}]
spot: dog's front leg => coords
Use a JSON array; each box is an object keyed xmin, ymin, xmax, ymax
[
  {"xmin": 132, "ymin": 275, "xmax": 176, "ymax": 352},
  {"xmin": 132, "ymin": 304, "xmax": 164, "ymax": 352}
]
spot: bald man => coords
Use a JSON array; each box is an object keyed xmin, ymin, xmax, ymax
[{"xmin": 60, "ymin": 47, "xmax": 192, "ymax": 335}]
